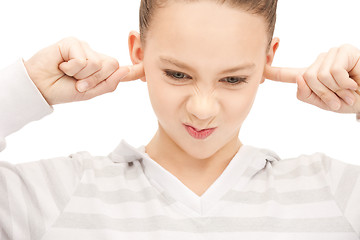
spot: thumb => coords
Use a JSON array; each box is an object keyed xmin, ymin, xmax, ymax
[
  {"xmin": 120, "ymin": 62, "xmax": 145, "ymax": 82},
  {"xmin": 264, "ymin": 65, "xmax": 306, "ymax": 83}
]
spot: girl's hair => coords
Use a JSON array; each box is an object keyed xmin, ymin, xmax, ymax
[{"xmin": 139, "ymin": 0, "xmax": 278, "ymax": 50}]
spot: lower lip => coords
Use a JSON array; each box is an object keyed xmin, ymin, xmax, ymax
[{"xmin": 184, "ymin": 125, "xmax": 216, "ymax": 139}]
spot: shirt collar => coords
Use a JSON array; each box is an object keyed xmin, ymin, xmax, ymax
[{"xmin": 108, "ymin": 139, "xmax": 281, "ymax": 215}]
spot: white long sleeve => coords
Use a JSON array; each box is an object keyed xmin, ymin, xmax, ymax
[{"xmin": 0, "ymin": 59, "xmax": 53, "ymax": 152}]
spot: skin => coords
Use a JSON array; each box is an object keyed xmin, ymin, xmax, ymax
[
  {"xmin": 23, "ymin": 1, "xmax": 360, "ymax": 197},
  {"xmin": 128, "ymin": 1, "xmax": 279, "ymax": 196}
]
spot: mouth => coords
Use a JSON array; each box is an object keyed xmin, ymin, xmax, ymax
[{"xmin": 183, "ymin": 124, "xmax": 217, "ymax": 140}]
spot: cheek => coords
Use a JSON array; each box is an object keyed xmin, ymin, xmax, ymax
[
  {"xmin": 147, "ymin": 75, "xmax": 185, "ymax": 120},
  {"xmin": 221, "ymin": 84, "xmax": 259, "ymax": 125}
]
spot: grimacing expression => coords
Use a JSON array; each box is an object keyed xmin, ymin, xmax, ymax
[{"xmin": 131, "ymin": 1, "xmax": 277, "ymax": 160}]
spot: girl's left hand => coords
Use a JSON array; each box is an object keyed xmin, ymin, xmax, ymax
[{"xmin": 264, "ymin": 44, "xmax": 360, "ymax": 114}]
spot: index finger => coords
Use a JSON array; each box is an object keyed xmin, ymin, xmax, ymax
[
  {"xmin": 120, "ymin": 62, "xmax": 145, "ymax": 82},
  {"xmin": 265, "ymin": 65, "xmax": 305, "ymax": 83}
]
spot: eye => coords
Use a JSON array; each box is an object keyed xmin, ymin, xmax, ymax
[
  {"xmin": 163, "ymin": 70, "xmax": 192, "ymax": 80},
  {"xmin": 221, "ymin": 77, "xmax": 248, "ymax": 86}
]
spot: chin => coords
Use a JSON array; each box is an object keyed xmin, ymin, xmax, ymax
[{"xmin": 179, "ymin": 141, "xmax": 221, "ymax": 160}]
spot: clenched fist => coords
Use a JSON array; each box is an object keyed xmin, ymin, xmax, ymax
[{"xmin": 24, "ymin": 37, "xmax": 145, "ymax": 105}]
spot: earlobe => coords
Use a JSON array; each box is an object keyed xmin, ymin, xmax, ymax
[{"xmin": 128, "ymin": 30, "xmax": 146, "ymax": 82}]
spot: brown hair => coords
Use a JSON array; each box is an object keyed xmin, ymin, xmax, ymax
[{"xmin": 139, "ymin": 0, "xmax": 278, "ymax": 50}]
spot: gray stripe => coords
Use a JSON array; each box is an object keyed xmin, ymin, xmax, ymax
[
  {"xmin": 39, "ymin": 159, "xmax": 70, "ymax": 211},
  {"xmin": 20, "ymin": 173, "xmax": 46, "ymax": 240},
  {"xmin": 275, "ymin": 161, "xmax": 324, "ymax": 179},
  {"xmin": 222, "ymin": 187, "xmax": 333, "ymax": 205},
  {"xmin": 54, "ymin": 213, "xmax": 353, "ymax": 233},
  {"xmin": 0, "ymin": 162, "xmax": 46, "ymax": 239},
  {"xmin": 0, "ymin": 168, "xmax": 12, "ymax": 240},
  {"xmin": 82, "ymin": 160, "xmax": 141, "ymax": 179},
  {"xmin": 246, "ymin": 161, "xmax": 325, "ymax": 181},
  {"xmin": 74, "ymin": 183, "xmax": 176, "ymax": 205},
  {"xmin": 92, "ymin": 166, "xmax": 141, "ymax": 179},
  {"xmin": 334, "ymin": 165, "xmax": 360, "ymax": 211}
]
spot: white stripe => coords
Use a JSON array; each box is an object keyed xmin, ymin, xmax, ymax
[
  {"xmin": 3, "ymin": 168, "xmax": 31, "ymax": 240},
  {"xmin": 18, "ymin": 162, "xmax": 61, "ymax": 226},
  {"xmin": 270, "ymin": 154, "xmax": 324, "ymax": 173},
  {"xmin": 64, "ymin": 197, "xmax": 179, "ymax": 218},
  {"xmin": 239, "ymin": 172, "xmax": 330, "ymax": 192},
  {"xmin": 214, "ymin": 200, "xmax": 344, "ymax": 218},
  {"xmin": 40, "ymin": 228, "xmax": 359, "ymax": 240},
  {"xmin": 64, "ymin": 196, "xmax": 344, "ymax": 219},
  {"xmin": 325, "ymin": 157, "xmax": 347, "ymax": 193},
  {"xmin": 343, "ymin": 175, "xmax": 360, "ymax": 235},
  {"xmin": 81, "ymin": 173, "xmax": 148, "ymax": 192}
]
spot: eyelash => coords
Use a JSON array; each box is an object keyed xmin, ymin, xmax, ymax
[{"xmin": 162, "ymin": 70, "xmax": 248, "ymax": 86}]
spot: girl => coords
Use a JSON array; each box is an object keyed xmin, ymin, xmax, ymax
[{"xmin": 1, "ymin": 0, "xmax": 360, "ymax": 239}]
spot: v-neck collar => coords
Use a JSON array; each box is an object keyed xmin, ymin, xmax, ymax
[{"xmin": 108, "ymin": 139, "xmax": 280, "ymax": 216}]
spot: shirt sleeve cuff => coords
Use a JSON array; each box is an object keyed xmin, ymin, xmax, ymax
[{"xmin": 0, "ymin": 59, "xmax": 54, "ymax": 144}]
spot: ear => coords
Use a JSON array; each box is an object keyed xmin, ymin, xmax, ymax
[
  {"xmin": 261, "ymin": 37, "xmax": 280, "ymax": 84},
  {"xmin": 128, "ymin": 30, "xmax": 146, "ymax": 82}
]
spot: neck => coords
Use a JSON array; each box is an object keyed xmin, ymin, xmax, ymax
[{"xmin": 145, "ymin": 124, "xmax": 242, "ymax": 196}]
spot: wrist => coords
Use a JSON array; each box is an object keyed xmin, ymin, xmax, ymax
[
  {"xmin": 0, "ymin": 59, "xmax": 53, "ymax": 137},
  {"xmin": 23, "ymin": 59, "xmax": 53, "ymax": 106}
]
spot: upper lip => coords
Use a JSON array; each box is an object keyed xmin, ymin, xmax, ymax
[{"xmin": 184, "ymin": 124, "xmax": 217, "ymax": 131}]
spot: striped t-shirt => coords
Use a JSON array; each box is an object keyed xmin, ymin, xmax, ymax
[{"xmin": 1, "ymin": 139, "xmax": 360, "ymax": 240}]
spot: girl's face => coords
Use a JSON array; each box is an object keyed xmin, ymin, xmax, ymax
[{"xmin": 130, "ymin": 1, "xmax": 278, "ymax": 160}]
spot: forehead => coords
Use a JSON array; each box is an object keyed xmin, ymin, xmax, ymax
[{"xmin": 145, "ymin": 1, "xmax": 268, "ymax": 60}]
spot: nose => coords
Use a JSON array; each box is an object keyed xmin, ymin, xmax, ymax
[{"xmin": 186, "ymin": 92, "xmax": 220, "ymax": 121}]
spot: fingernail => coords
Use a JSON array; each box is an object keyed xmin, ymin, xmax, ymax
[
  {"xmin": 344, "ymin": 96, "xmax": 355, "ymax": 106},
  {"xmin": 329, "ymin": 100, "xmax": 341, "ymax": 110},
  {"xmin": 77, "ymin": 81, "xmax": 89, "ymax": 92}
]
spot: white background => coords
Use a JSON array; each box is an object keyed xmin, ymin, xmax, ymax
[{"xmin": 0, "ymin": 0, "xmax": 359, "ymax": 164}]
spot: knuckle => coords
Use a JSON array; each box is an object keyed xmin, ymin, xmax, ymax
[
  {"xmin": 316, "ymin": 52, "xmax": 327, "ymax": 61},
  {"xmin": 296, "ymin": 91, "xmax": 303, "ymax": 101},
  {"xmin": 92, "ymin": 71, "xmax": 103, "ymax": 82},
  {"xmin": 321, "ymin": 94, "xmax": 335, "ymax": 105},
  {"xmin": 339, "ymin": 43, "xmax": 353, "ymax": 50},
  {"xmin": 335, "ymin": 89, "xmax": 350, "ymax": 98},
  {"xmin": 317, "ymin": 71, "xmax": 331, "ymax": 81},
  {"xmin": 297, "ymin": 91, "xmax": 309, "ymax": 103},
  {"xmin": 108, "ymin": 85, "xmax": 117, "ymax": 93},
  {"xmin": 303, "ymin": 71, "xmax": 315, "ymax": 81},
  {"xmin": 316, "ymin": 89, "xmax": 328, "ymax": 100},
  {"xmin": 76, "ymin": 58, "xmax": 87, "ymax": 67},
  {"xmin": 330, "ymin": 66, "xmax": 342, "ymax": 76},
  {"xmin": 108, "ymin": 58, "xmax": 119, "ymax": 70},
  {"xmin": 81, "ymin": 41, "xmax": 90, "ymax": 47},
  {"xmin": 108, "ymin": 81, "xmax": 119, "ymax": 93},
  {"xmin": 329, "ymin": 47, "xmax": 339, "ymax": 53},
  {"xmin": 87, "ymin": 59, "xmax": 102, "ymax": 70},
  {"xmin": 61, "ymin": 36, "xmax": 80, "ymax": 44}
]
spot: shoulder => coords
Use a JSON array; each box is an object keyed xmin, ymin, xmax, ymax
[
  {"xmin": 263, "ymin": 151, "xmax": 360, "ymax": 192},
  {"xmin": 272, "ymin": 151, "xmax": 360, "ymax": 175},
  {"xmin": 0, "ymin": 150, "xmax": 130, "ymax": 182}
]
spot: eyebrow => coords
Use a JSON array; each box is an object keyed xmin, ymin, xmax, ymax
[{"xmin": 159, "ymin": 56, "xmax": 256, "ymax": 75}]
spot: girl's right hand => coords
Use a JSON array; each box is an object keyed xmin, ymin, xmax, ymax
[{"xmin": 24, "ymin": 37, "xmax": 145, "ymax": 106}]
